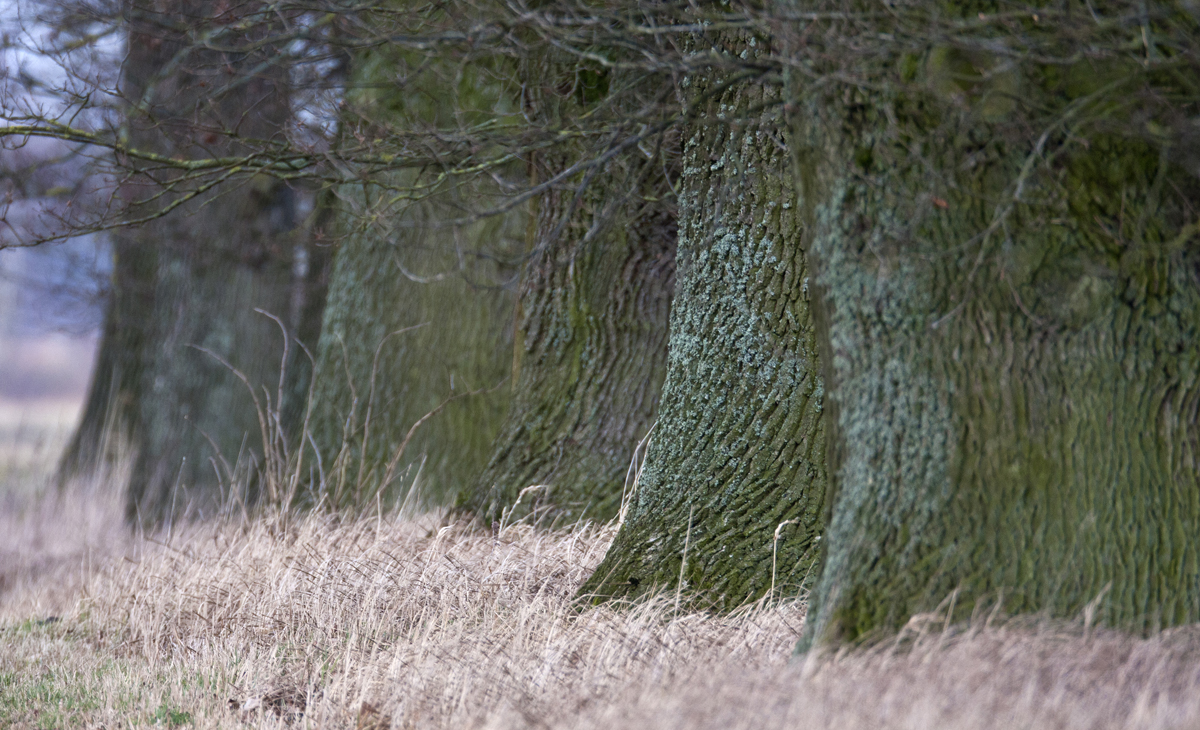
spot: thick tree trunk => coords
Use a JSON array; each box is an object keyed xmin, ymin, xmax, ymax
[
  {"xmin": 461, "ymin": 159, "xmax": 676, "ymax": 525},
  {"xmin": 126, "ymin": 206, "xmax": 300, "ymax": 522},
  {"xmin": 60, "ymin": 2, "xmax": 324, "ymax": 524},
  {"xmin": 451, "ymin": 38, "xmax": 680, "ymax": 525},
  {"xmin": 580, "ymin": 76, "xmax": 826, "ymax": 609},
  {"xmin": 304, "ymin": 179, "xmax": 524, "ymax": 509},
  {"xmin": 300, "ymin": 32, "xmax": 530, "ymax": 510},
  {"xmin": 799, "ymin": 46, "xmax": 1200, "ymax": 644}
]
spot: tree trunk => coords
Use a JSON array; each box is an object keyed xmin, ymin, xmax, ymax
[
  {"xmin": 798, "ymin": 40, "xmax": 1200, "ymax": 644},
  {"xmin": 303, "ymin": 178, "xmax": 524, "ymax": 509},
  {"xmin": 58, "ymin": 233, "xmax": 154, "ymax": 481},
  {"xmin": 461, "ymin": 156, "xmax": 676, "ymax": 525},
  {"xmin": 59, "ymin": 2, "xmax": 324, "ymax": 524},
  {"xmin": 579, "ymin": 74, "xmax": 826, "ymax": 609},
  {"xmin": 300, "ymin": 31, "xmax": 531, "ymax": 511}
]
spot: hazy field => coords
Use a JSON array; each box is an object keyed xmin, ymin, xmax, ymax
[{"xmin": 5, "ymin": 446, "xmax": 1200, "ymax": 729}]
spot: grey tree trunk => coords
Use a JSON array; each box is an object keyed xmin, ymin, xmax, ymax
[
  {"xmin": 580, "ymin": 73, "xmax": 826, "ymax": 609},
  {"xmin": 797, "ymin": 27, "xmax": 1200, "ymax": 644},
  {"xmin": 60, "ymin": 2, "xmax": 324, "ymax": 524},
  {"xmin": 461, "ymin": 154, "xmax": 676, "ymax": 525}
]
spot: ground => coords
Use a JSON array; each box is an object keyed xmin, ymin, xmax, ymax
[{"xmin": 3, "ymin": 437, "xmax": 1200, "ymax": 729}]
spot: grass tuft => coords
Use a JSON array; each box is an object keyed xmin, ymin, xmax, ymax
[{"xmin": 5, "ymin": 470, "xmax": 1200, "ymax": 728}]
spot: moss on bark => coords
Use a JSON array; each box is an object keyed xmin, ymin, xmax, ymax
[
  {"xmin": 457, "ymin": 40, "xmax": 679, "ymax": 525},
  {"xmin": 796, "ymin": 19, "xmax": 1200, "ymax": 643},
  {"xmin": 462, "ymin": 162, "xmax": 676, "ymax": 524},
  {"xmin": 580, "ymin": 71, "xmax": 826, "ymax": 610},
  {"xmin": 304, "ymin": 179, "xmax": 524, "ymax": 508}
]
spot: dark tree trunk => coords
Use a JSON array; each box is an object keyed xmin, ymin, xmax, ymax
[
  {"xmin": 449, "ymin": 36, "xmax": 680, "ymax": 525},
  {"xmin": 797, "ymin": 27, "xmax": 1200, "ymax": 644},
  {"xmin": 124, "ymin": 193, "xmax": 303, "ymax": 522},
  {"xmin": 580, "ymin": 74, "xmax": 826, "ymax": 609},
  {"xmin": 278, "ymin": 202, "xmax": 336, "ymax": 444},
  {"xmin": 59, "ymin": 2, "xmax": 326, "ymax": 524},
  {"xmin": 461, "ymin": 156, "xmax": 676, "ymax": 525}
]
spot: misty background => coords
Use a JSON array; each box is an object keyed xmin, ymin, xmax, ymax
[
  {"xmin": 0, "ymin": 0, "xmax": 115, "ymax": 453},
  {"xmin": 0, "ymin": 230, "xmax": 105, "ymax": 432}
]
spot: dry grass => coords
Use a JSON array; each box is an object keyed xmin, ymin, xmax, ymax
[{"xmin": 6, "ymin": 472, "xmax": 1200, "ymax": 729}]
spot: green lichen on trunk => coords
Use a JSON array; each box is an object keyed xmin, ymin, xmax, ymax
[
  {"xmin": 797, "ymin": 13, "xmax": 1200, "ymax": 644},
  {"xmin": 580, "ymin": 71, "xmax": 826, "ymax": 610},
  {"xmin": 463, "ymin": 168, "xmax": 675, "ymax": 524}
]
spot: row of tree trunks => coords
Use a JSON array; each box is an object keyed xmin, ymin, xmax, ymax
[
  {"xmin": 580, "ymin": 61, "xmax": 826, "ymax": 608},
  {"xmin": 65, "ymin": 0, "xmax": 1200, "ymax": 646},
  {"xmin": 60, "ymin": 1, "xmax": 326, "ymax": 524},
  {"xmin": 581, "ymin": 7, "xmax": 1200, "ymax": 642}
]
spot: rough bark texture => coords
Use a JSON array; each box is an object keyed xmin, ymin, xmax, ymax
[
  {"xmin": 799, "ymin": 44, "xmax": 1200, "ymax": 644},
  {"xmin": 462, "ymin": 164, "xmax": 676, "ymax": 525},
  {"xmin": 454, "ymin": 41, "xmax": 679, "ymax": 525},
  {"xmin": 60, "ymin": 2, "xmax": 323, "ymax": 524},
  {"xmin": 300, "ymin": 32, "xmax": 528, "ymax": 510},
  {"xmin": 580, "ymin": 76, "xmax": 826, "ymax": 609},
  {"xmin": 304, "ymin": 180, "xmax": 524, "ymax": 509}
]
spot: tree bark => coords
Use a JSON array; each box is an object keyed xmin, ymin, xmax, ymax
[
  {"xmin": 462, "ymin": 156, "xmax": 676, "ymax": 525},
  {"xmin": 580, "ymin": 74, "xmax": 826, "ymax": 609},
  {"xmin": 798, "ymin": 39, "xmax": 1200, "ymax": 644},
  {"xmin": 300, "ymin": 31, "xmax": 530, "ymax": 510},
  {"xmin": 303, "ymin": 178, "xmax": 524, "ymax": 509},
  {"xmin": 59, "ymin": 2, "xmax": 325, "ymax": 524}
]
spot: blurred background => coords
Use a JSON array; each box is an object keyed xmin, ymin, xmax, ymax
[
  {"xmin": 0, "ymin": 233, "xmax": 104, "ymax": 434},
  {"xmin": 0, "ymin": 0, "xmax": 114, "ymax": 476},
  {"xmin": 0, "ymin": 198, "xmax": 106, "ymax": 477}
]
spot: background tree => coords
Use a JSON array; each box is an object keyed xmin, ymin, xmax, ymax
[
  {"xmin": 16, "ymin": 0, "xmax": 693, "ymax": 521},
  {"xmin": 58, "ymin": 0, "xmax": 328, "ymax": 523}
]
